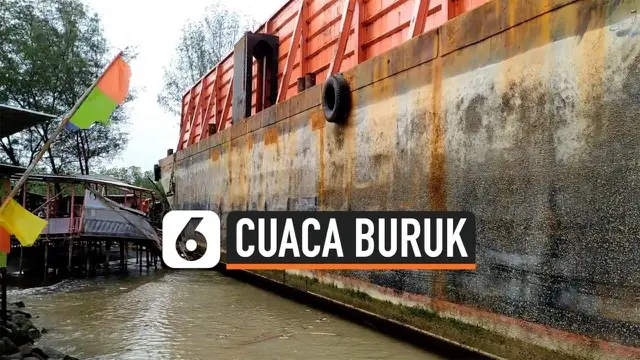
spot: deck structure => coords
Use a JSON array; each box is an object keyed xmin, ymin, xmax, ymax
[{"xmin": 0, "ymin": 166, "xmax": 162, "ymax": 279}]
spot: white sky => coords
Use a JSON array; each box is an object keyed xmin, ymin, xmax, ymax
[{"xmin": 81, "ymin": 0, "xmax": 284, "ymax": 170}]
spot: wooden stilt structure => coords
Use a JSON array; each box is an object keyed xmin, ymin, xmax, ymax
[
  {"xmin": 105, "ymin": 240, "xmax": 110, "ymax": 273},
  {"xmin": 0, "ymin": 268, "xmax": 6, "ymax": 327}
]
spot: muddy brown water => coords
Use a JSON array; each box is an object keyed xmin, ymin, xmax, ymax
[{"xmin": 8, "ymin": 268, "xmax": 443, "ymax": 360}]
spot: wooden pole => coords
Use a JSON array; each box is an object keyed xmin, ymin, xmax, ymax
[
  {"xmin": 19, "ymin": 183, "xmax": 26, "ymax": 276},
  {"xmin": 1, "ymin": 268, "xmax": 6, "ymax": 327},
  {"xmin": 43, "ymin": 241, "xmax": 48, "ymax": 281},
  {"xmin": 119, "ymin": 241, "xmax": 124, "ymax": 271},
  {"xmin": 68, "ymin": 236, "xmax": 73, "ymax": 278},
  {"xmin": 69, "ymin": 186, "xmax": 76, "ymax": 234},
  {"xmin": 45, "ymin": 182, "xmax": 50, "ymax": 226},
  {"xmin": 44, "ymin": 183, "xmax": 50, "ymax": 280},
  {"xmin": 68, "ymin": 187, "xmax": 75, "ymax": 277},
  {"xmin": 0, "ymin": 51, "xmax": 124, "ymax": 208},
  {"xmin": 18, "ymin": 245, "xmax": 23, "ymax": 276},
  {"xmin": 105, "ymin": 239, "xmax": 110, "ymax": 273},
  {"xmin": 86, "ymin": 241, "xmax": 90, "ymax": 277}
]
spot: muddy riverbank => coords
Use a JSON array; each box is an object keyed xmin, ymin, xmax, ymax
[{"xmin": 0, "ymin": 301, "xmax": 77, "ymax": 360}]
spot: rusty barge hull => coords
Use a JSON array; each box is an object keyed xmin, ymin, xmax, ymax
[{"xmin": 159, "ymin": 0, "xmax": 640, "ymax": 358}]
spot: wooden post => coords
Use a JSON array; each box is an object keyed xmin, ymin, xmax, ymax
[
  {"xmin": 43, "ymin": 241, "xmax": 49, "ymax": 280},
  {"xmin": 19, "ymin": 246, "xmax": 23, "ymax": 276},
  {"xmin": 68, "ymin": 237, "xmax": 73, "ymax": 278},
  {"xmin": 105, "ymin": 239, "xmax": 111, "ymax": 273},
  {"xmin": 86, "ymin": 241, "xmax": 90, "ymax": 277},
  {"xmin": 1, "ymin": 268, "xmax": 6, "ymax": 327},
  {"xmin": 41, "ymin": 183, "xmax": 49, "ymax": 280},
  {"xmin": 19, "ymin": 184, "xmax": 26, "ymax": 276},
  {"xmin": 146, "ymin": 246, "xmax": 150, "ymax": 269},
  {"xmin": 138, "ymin": 245, "xmax": 142, "ymax": 272},
  {"xmin": 119, "ymin": 240, "xmax": 124, "ymax": 271},
  {"xmin": 68, "ymin": 187, "xmax": 75, "ymax": 277},
  {"xmin": 69, "ymin": 186, "xmax": 76, "ymax": 233}
]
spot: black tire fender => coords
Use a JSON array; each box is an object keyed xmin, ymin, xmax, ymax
[{"xmin": 322, "ymin": 74, "xmax": 351, "ymax": 124}]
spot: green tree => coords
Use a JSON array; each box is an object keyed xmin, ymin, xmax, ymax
[
  {"xmin": 0, "ymin": 0, "xmax": 135, "ymax": 174},
  {"xmin": 97, "ymin": 166, "xmax": 156, "ymax": 189},
  {"xmin": 157, "ymin": 1, "xmax": 256, "ymax": 117}
]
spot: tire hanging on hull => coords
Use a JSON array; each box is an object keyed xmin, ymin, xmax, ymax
[{"xmin": 322, "ymin": 74, "xmax": 351, "ymax": 124}]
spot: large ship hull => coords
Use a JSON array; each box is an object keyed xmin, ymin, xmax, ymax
[{"xmin": 159, "ymin": 0, "xmax": 640, "ymax": 358}]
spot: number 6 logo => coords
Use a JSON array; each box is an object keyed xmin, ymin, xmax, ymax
[{"xmin": 162, "ymin": 210, "xmax": 221, "ymax": 269}]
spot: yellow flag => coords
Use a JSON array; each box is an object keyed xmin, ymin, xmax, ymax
[{"xmin": 0, "ymin": 199, "xmax": 47, "ymax": 247}]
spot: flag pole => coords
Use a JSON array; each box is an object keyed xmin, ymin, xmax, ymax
[{"xmin": 1, "ymin": 50, "xmax": 125, "ymax": 208}]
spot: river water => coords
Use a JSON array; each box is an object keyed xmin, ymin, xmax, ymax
[{"xmin": 8, "ymin": 268, "xmax": 442, "ymax": 360}]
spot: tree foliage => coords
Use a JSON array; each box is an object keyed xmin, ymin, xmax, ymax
[
  {"xmin": 0, "ymin": 0, "xmax": 135, "ymax": 174},
  {"xmin": 157, "ymin": 1, "xmax": 257, "ymax": 116},
  {"xmin": 97, "ymin": 166, "xmax": 156, "ymax": 190}
]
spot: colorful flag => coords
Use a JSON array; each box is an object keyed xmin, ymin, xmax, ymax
[
  {"xmin": 0, "ymin": 199, "xmax": 47, "ymax": 247},
  {"xmin": 0, "ymin": 252, "xmax": 6, "ymax": 268},
  {"xmin": 66, "ymin": 55, "xmax": 131, "ymax": 130}
]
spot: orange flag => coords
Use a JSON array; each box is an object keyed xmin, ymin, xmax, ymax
[
  {"xmin": 0, "ymin": 226, "xmax": 10, "ymax": 253},
  {"xmin": 66, "ymin": 54, "xmax": 131, "ymax": 130}
]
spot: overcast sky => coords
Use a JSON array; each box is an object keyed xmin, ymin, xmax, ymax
[{"xmin": 81, "ymin": 0, "xmax": 283, "ymax": 170}]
